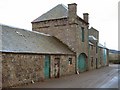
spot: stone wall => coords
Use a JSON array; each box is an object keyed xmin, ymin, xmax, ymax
[
  {"xmin": 32, "ymin": 18, "xmax": 77, "ymax": 53},
  {"xmin": 50, "ymin": 55, "xmax": 76, "ymax": 78},
  {"xmin": 89, "ymin": 27, "xmax": 99, "ymax": 42},
  {"xmin": 75, "ymin": 21, "xmax": 89, "ymax": 57},
  {"xmin": 2, "ymin": 52, "xmax": 44, "ymax": 88},
  {"xmin": 97, "ymin": 47, "xmax": 109, "ymax": 67},
  {"xmin": 32, "ymin": 18, "xmax": 90, "ymax": 73},
  {"xmin": 109, "ymin": 53, "xmax": 119, "ymax": 60},
  {"xmin": 2, "ymin": 52, "xmax": 76, "ymax": 88},
  {"xmin": 89, "ymin": 44, "xmax": 96, "ymax": 70},
  {"xmin": 32, "ymin": 18, "xmax": 89, "ymax": 57},
  {"xmin": 88, "ymin": 45, "xmax": 109, "ymax": 70}
]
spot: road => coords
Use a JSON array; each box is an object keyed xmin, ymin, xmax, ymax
[{"xmin": 16, "ymin": 64, "xmax": 119, "ymax": 88}]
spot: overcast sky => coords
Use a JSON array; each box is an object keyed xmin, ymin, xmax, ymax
[{"xmin": 0, "ymin": 0, "xmax": 119, "ymax": 50}]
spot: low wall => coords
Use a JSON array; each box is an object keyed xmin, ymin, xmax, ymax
[{"xmin": 2, "ymin": 52, "xmax": 44, "ymax": 87}]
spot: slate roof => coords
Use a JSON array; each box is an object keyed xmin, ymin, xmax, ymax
[
  {"xmin": 98, "ymin": 43, "xmax": 105, "ymax": 48},
  {"xmin": 109, "ymin": 49, "xmax": 120, "ymax": 54},
  {"xmin": 0, "ymin": 24, "xmax": 74, "ymax": 54},
  {"xmin": 90, "ymin": 27, "xmax": 99, "ymax": 32},
  {"xmin": 98, "ymin": 43, "xmax": 108, "ymax": 49},
  {"xmin": 32, "ymin": 4, "xmax": 68, "ymax": 22},
  {"xmin": 32, "ymin": 4, "xmax": 88, "ymax": 24},
  {"xmin": 89, "ymin": 35, "xmax": 97, "ymax": 41},
  {"xmin": 89, "ymin": 42, "xmax": 94, "ymax": 46}
]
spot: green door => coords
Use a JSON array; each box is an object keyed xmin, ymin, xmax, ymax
[
  {"xmin": 78, "ymin": 54, "xmax": 86, "ymax": 72},
  {"xmin": 44, "ymin": 55, "xmax": 50, "ymax": 79},
  {"xmin": 103, "ymin": 49, "xmax": 107, "ymax": 65}
]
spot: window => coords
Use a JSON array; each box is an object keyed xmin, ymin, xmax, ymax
[
  {"xmin": 96, "ymin": 42, "xmax": 98, "ymax": 53},
  {"xmin": 81, "ymin": 27, "xmax": 84, "ymax": 42},
  {"xmin": 54, "ymin": 58, "xmax": 60, "ymax": 65},
  {"xmin": 96, "ymin": 58, "xmax": 98, "ymax": 68},
  {"xmin": 68, "ymin": 58, "xmax": 72, "ymax": 65},
  {"xmin": 100, "ymin": 57, "xmax": 102, "ymax": 65},
  {"xmin": 91, "ymin": 57, "xmax": 93, "ymax": 67},
  {"xmin": 91, "ymin": 45, "xmax": 93, "ymax": 50}
]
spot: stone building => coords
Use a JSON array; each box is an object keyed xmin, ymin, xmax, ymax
[
  {"xmin": 32, "ymin": 3, "xmax": 109, "ymax": 73},
  {"xmin": 1, "ymin": 3, "xmax": 109, "ymax": 88},
  {"xmin": 88, "ymin": 27, "xmax": 109, "ymax": 69},
  {"xmin": 1, "ymin": 24, "xmax": 76, "ymax": 87}
]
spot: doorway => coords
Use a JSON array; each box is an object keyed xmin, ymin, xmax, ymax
[
  {"xmin": 78, "ymin": 53, "xmax": 87, "ymax": 72},
  {"xmin": 54, "ymin": 58, "xmax": 60, "ymax": 78},
  {"xmin": 44, "ymin": 55, "xmax": 50, "ymax": 79}
]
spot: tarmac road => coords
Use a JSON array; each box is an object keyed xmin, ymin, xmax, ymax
[{"xmin": 16, "ymin": 64, "xmax": 119, "ymax": 88}]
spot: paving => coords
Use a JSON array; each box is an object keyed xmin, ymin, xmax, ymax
[{"xmin": 16, "ymin": 64, "xmax": 119, "ymax": 88}]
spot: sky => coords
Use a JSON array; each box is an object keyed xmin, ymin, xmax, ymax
[{"xmin": 0, "ymin": 0, "xmax": 119, "ymax": 50}]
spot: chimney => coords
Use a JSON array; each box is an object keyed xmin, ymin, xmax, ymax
[
  {"xmin": 83, "ymin": 13, "xmax": 89, "ymax": 23},
  {"xmin": 68, "ymin": 3, "xmax": 77, "ymax": 23}
]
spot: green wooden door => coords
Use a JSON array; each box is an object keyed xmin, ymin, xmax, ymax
[
  {"xmin": 44, "ymin": 55, "xmax": 50, "ymax": 79},
  {"xmin": 103, "ymin": 49, "xmax": 107, "ymax": 65},
  {"xmin": 78, "ymin": 54, "xmax": 86, "ymax": 72}
]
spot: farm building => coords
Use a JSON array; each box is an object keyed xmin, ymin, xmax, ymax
[
  {"xmin": 1, "ymin": 24, "xmax": 76, "ymax": 87},
  {"xmin": 32, "ymin": 3, "xmax": 109, "ymax": 72},
  {"xmin": 1, "ymin": 3, "xmax": 109, "ymax": 88}
]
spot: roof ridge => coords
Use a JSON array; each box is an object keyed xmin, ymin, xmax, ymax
[{"xmin": 0, "ymin": 23, "xmax": 31, "ymax": 31}]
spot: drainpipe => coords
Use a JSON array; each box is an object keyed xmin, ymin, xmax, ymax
[{"xmin": 76, "ymin": 53, "xmax": 79, "ymax": 74}]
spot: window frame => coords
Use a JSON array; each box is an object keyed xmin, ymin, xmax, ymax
[
  {"xmin": 68, "ymin": 58, "xmax": 72, "ymax": 65},
  {"xmin": 91, "ymin": 57, "xmax": 93, "ymax": 67},
  {"xmin": 96, "ymin": 42, "xmax": 98, "ymax": 53},
  {"xmin": 81, "ymin": 27, "xmax": 84, "ymax": 42}
]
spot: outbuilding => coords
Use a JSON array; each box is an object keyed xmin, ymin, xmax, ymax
[{"xmin": 1, "ymin": 24, "xmax": 76, "ymax": 87}]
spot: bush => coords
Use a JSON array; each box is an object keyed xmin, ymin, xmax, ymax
[{"xmin": 109, "ymin": 60, "xmax": 120, "ymax": 64}]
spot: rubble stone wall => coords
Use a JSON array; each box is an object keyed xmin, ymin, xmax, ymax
[{"xmin": 2, "ymin": 52, "xmax": 76, "ymax": 88}]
